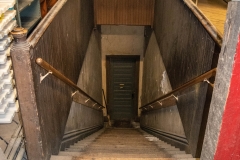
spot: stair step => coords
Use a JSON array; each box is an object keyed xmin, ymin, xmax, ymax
[
  {"xmin": 172, "ymin": 154, "xmax": 193, "ymax": 158},
  {"xmin": 52, "ymin": 157, "xmax": 198, "ymax": 160},
  {"xmin": 165, "ymin": 150, "xmax": 186, "ymax": 155},
  {"xmin": 164, "ymin": 148, "xmax": 180, "ymax": 151},
  {"xmin": 77, "ymin": 139, "xmax": 94, "ymax": 142},
  {"xmin": 69, "ymin": 145, "xmax": 86, "ymax": 149},
  {"xmin": 65, "ymin": 148, "xmax": 85, "ymax": 152},
  {"xmin": 51, "ymin": 155, "xmax": 72, "ymax": 160},
  {"xmin": 76, "ymin": 158, "xmax": 174, "ymax": 160},
  {"xmin": 145, "ymin": 137, "xmax": 159, "ymax": 141},
  {"xmin": 73, "ymin": 144, "xmax": 90, "ymax": 147},
  {"xmin": 157, "ymin": 145, "xmax": 175, "ymax": 149},
  {"xmin": 176, "ymin": 159, "xmax": 198, "ymax": 160},
  {"xmin": 54, "ymin": 128, "xmax": 195, "ymax": 159},
  {"xmin": 79, "ymin": 153, "xmax": 171, "ymax": 158},
  {"xmin": 89, "ymin": 144, "xmax": 157, "ymax": 148},
  {"xmin": 74, "ymin": 142, "xmax": 90, "ymax": 146},
  {"xmin": 58, "ymin": 151, "xmax": 83, "ymax": 156},
  {"xmin": 155, "ymin": 142, "xmax": 170, "ymax": 146}
]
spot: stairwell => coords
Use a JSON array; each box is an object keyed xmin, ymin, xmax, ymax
[{"xmin": 51, "ymin": 125, "xmax": 197, "ymax": 160}]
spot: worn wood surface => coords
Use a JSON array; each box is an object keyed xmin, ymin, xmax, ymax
[
  {"xmin": 30, "ymin": 0, "xmax": 94, "ymax": 156},
  {"xmin": 197, "ymin": 0, "xmax": 227, "ymax": 35},
  {"xmin": 153, "ymin": 0, "xmax": 220, "ymax": 157},
  {"xmin": 11, "ymin": 0, "xmax": 95, "ymax": 159},
  {"xmin": 183, "ymin": 0, "xmax": 222, "ymax": 46},
  {"xmin": 94, "ymin": 0, "xmax": 155, "ymax": 26},
  {"xmin": 11, "ymin": 29, "xmax": 45, "ymax": 160}
]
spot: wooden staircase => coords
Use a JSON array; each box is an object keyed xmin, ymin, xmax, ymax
[{"xmin": 51, "ymin": 127, "xmax": 198, "ymax": 160}]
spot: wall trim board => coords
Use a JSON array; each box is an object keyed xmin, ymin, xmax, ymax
[
  {"xmin": 141, "ymin": 125, "xmax": 189, "ymax": 153},
  {"xmin": 141, "ymin": 125, "xmax": 188, "ymax": 144},
  {"xmin": 60, "ymin": 125, "xmax": 103, "ymax": 151}
]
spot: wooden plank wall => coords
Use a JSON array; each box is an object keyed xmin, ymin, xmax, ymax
[
  {"xmin": 11, "ymin": 0, "xmax": 95, "ymax": 159},
  {"xmin": 94, "ymin": 0, "xmax": 155, "ymax": 26},
  {"xmin": 152, "ymin": 0, "xmax": 221, "ymax": 157},
  {"xmin": 30, "ymin": 0, "xmax": 94, "ymax": 157}
]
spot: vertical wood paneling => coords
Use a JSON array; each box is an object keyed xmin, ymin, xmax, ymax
[
  {"xmin": 13, "ymin": 0, "xmax": 95, "ymax": 159},
  {"xmin": 153, "ymin": 0, "xmax": 220, "ymax": 157},
  {"xmin": 94, "ymin": 0, "xmax": 154, "ymax": 26}
]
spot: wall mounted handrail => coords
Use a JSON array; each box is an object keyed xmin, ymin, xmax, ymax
[
  {"xmin": 140, "ymin": 68, "xmax": 217, "ymax": 109},
  {"xmin": 36, "ymin": 58, "xmax": 104, "ymax": 108}
]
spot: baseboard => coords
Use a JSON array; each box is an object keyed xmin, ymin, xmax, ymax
[
  {"xmin": 141, "ymin": 125, "xmax": 190, "ymax": 153},
  {"xmin": 60, "ymin": 125, "xmax": 103, "ymax": 151}
]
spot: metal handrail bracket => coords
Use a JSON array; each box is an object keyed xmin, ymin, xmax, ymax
[{"xmin": 140, "ymin": 68, "xmax": 217, "ymax": 109}]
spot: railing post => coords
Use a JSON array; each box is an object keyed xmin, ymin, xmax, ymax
[{"xmin": 11, "ymin": 28, "xmax": 45, "ymax": 160}]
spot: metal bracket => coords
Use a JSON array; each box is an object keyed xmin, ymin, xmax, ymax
[
  {"xmin": 172, "ymin": 94, "xmax": 178, "ymax": 101},
  {"xmin": 98, "ymin": 106, "xmax": 104, "ymax": 109},
  {"xmin": 40, "ymin": 71, "xmax": 52, "ymax": 83},
  {"xmin": 204, "ymin": 78, "xmax": 214, "ymax": 87},
  {"xmin": 157, "ymin": 101, "xmax": 162, "ymax": 106},
  {"xmin": 149, "ymin": 105, "xmax": 153, "ymax": 109},
  {"xmin": 71, "ymin": 91, "xmax": 78, "ymax": 97},
  {"xmin": 85, "ymin": 98, "xmax": 90, "ymax": 103}
]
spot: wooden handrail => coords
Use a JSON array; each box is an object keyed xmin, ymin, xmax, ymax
[
  {"xmin": 140, "ymin": 68, "xmax": 217, "ymax": 109},
  {"xmin": 36, "ymin": 58, "xmax": 104, "ymax": 108}
]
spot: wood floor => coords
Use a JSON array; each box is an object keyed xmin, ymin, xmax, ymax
[{"xmin": 196, "ymin": 0, "xmax": 228, "ymax": 35}]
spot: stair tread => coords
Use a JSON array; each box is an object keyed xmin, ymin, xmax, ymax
[
  {"xmin": 59, "ymin": 151, "xmax": 83, "ymax": 156},
  {"xmin": 164, "ymin": 148, "xmax": 180, "ymax": 151},
  {"xmin": 56, "ymin": 128, "xmax": 194, "ymax": 159},
  {"xmin": 51, "ymin": 155, "xmax": 72, "ymax": 160},
  {"xmin": 74, "ymin": 158, "xmax": 174, "ymax": 160},
  {"xmin": 172, "ymin": 154, "xmax": 193, "ymax": 158},
  {"xmin": 165, "ymin": 151, "xmax": 186, "ymax": 154},
  {"xmin": 65, "ymin": 148, "xmax": 85, "ymax": 152},
  {"xmin": 70, "ymin": 145, "xmax": 87, "ymax": 148}
]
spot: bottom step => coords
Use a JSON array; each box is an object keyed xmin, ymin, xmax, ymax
[
  {"xmin": 58, "ymin": 151, "xmax": 83, "ymax": 156},
  {"xmin": 51, "ymin": 156, "xmax": 199, "ymax": 160},
  {"xmin": 51, "ymin": 156, "xmax": 72, "ymax": 160}
]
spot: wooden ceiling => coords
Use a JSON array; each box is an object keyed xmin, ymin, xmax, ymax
[{"xmin": 94, "ymin": 0, "xmax": 155, "ymax": 26}]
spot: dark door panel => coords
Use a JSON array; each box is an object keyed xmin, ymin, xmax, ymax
[{"xmin": 107, "ymin": 56, "xmax": 139, "ymax": 121}]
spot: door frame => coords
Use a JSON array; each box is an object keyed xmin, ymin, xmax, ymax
[{"xmin": 106, "ymin": 55, "xmax": 140, "ymax": 120}]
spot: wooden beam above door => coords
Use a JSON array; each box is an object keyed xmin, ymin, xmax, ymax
[{"xmin": 94, "ymin": 0, "xmax": 155, "ymax": 26}]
